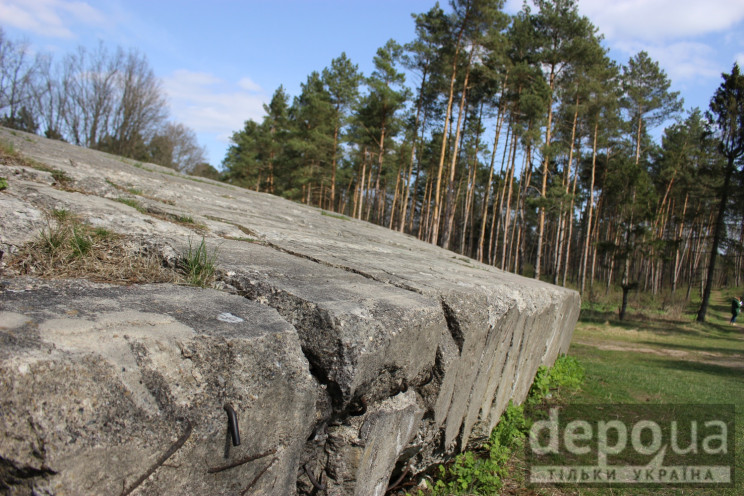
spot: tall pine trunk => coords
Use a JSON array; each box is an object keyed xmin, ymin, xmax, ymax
[
  {"xmin": 535, "ymin": 67, "xmax": 557, "ymax": 281},
  {"xmin": 430, "ymin": 4, "xmax": 470, "ymax": 245},
  {"xmin": 697, "ymin": 155, "xmax": 735, "ymax": 322},
  {"xmin": 442, "ymin": 58, "xmax": 473, "ymax": 250},
  {"xmin": 477, "ymin": 98, "xmax": 507, "ymax": 262},
  {"xmin": 580, "ymin": 121, "xmax": 599, "ymax": 294}
]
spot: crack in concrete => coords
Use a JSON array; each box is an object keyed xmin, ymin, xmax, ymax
[
  {"xmin": 440, "ymin": 298, "xmax": 464, "ymax": 355},
  {"xmin": 261, "ymin": 240, "xmax": 424, "ymax": 295}
]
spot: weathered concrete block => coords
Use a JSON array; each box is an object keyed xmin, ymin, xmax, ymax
[
  {"xmin": 0, "ymin": 127, "xmax": 580, "ymax": 495},
  {"xmin": 0, "ymin": 284, "xmax": 319, "ymax": 495}
]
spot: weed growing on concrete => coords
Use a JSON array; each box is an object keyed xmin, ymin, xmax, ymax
[
  {"xmin": 175, "ymin": 214, "xmax": 194, "ymax": 224},
  {"xmin": 49, "ymin": 169, "xmax": 71, "ymax": 186},
  {"xmin": 114, "ymin": 197, "xmax": 146, "ymax": 213},
  {"xmin": 0, "ymin": 177, "xmax": 7, "ymax": 190},
  {"xmin": 180, "ymin": 237, "xmax": 218, "ymax": 288},
  {"xmin": 226, "ymin": 236, "xmax": 258, "ymax": 243},
  {"xmin": 51, "ymin": 208, "xmax": 72, "ymax": 222},
  {"xmin": 321, "ymin": 210, "xmax": 350, "ymax": 221},
  {"xmin": 8, "ymin": 210, "xmax": 179, "ymax": 284},
  {"xmin": 70, "ymin": 226, "xmax": 93, "ymax": 257}
]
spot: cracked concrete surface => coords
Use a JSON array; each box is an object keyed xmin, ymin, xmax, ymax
[{"xmin": 0, "ymin": 127, "xmax": 580, "ymax": 495}]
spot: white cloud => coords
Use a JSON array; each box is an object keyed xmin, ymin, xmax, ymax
[
  {"xmin": 0, "ymin": 0, "xmax": 106, "ymax": 39},
  {"xmin": 614, "ymin": 40, "xmax": 721, "ymax": 83},
  {"xmin": 578, "ymin": 0, "xmax": 744, "ymax": 43},
  {"xmin": 238, "ymin": 77, "xmax": 262, "ymax": 92},
  {"xmin": 737, "ymin": 53, "xmax": 744, "ymax": 67},
  {"xmin": 162, "ymin": 69, "xmax": 267, "ymax": 142}
]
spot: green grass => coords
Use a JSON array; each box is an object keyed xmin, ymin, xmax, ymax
[
  {"xmin": 558, "ymin": 288, "xmax": 744, "ymax": 496},
  {"xmin": 114, "ymin": 197, "xmax": 145, "ymax": 212},
  {"xmin": 226, "ymin": 236, "xmax": 258, "ymax": 243},
  {"xmin": 180, "ymin": 237, "xmax": 218, "ymax": 288},
  {"xmin": 321, "ymin": 210, "xmax": 350, "ymax": 220},
  {"xmin": 174, "ymin": 214, "xmax": 195, "ymax": 224}
]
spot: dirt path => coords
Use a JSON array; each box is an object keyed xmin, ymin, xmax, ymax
[{"xmin": 573, "ymin": 337, "xmax": 744, "ymax": 371}]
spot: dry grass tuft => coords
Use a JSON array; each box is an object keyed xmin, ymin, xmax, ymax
[{"xmin": 7, "ymin": 209, "xmax": 182, "ymax": 285}]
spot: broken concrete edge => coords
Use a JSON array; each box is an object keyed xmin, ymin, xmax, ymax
[{"xmin": 0, "ymin": 241, "xmax": 578, "ymax": 496}]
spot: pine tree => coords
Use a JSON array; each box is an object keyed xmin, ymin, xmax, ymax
[
  {"xmin": 530, "ymin": 0, "xmax": 598, "ymax": 281},
  {"xmin": 356, "ymin": 39, "xmax": 409, "ymax": 225},
  {"xmin": 322, "ymin": 54, "xmax": 362, "ymax": 210},
  {"xmin": 698, "ymin": 64, "xmax": 744, "ymax": 322},
  {"xmin": 288, "ymin": 72, "xmax": 335, "ymax": 205}
]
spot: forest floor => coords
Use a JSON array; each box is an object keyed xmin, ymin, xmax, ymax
[{"xmin": 499, "ymin": 288, "xmax": 744, "ymax": 496}]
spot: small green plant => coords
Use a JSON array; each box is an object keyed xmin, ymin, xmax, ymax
[
  {"xmin": 70, "ymin": 226, "xmax": 92, "ymax": 258},
  {"xmin": 431, "ymin": 450, "xmax": 504, "ymax": 495},
  {"xmin": 321, "ymin": 210, "xmax": 349, "ymax": 220},
  {"xmin": 175, "ymin": 215, "xmax": 194, "ymax": 224},
  {"xmin": 127, "ymin": 187, "xmax": 143, "ymax": 195},
  {"xmin": 114, "ymin": 197, "xmax": 145, "ymax": 213},
  {"xmin": 526, "ymin": 354, "xmax": 584, "ymax": 405},
  {"xmin": 488, "ymin": 401, "xmax": 529, "ymax": 451},
  {"xmin": 422, "ymin": 404, "xmax": 531, "ymax": 495},
  {"xmin": 51, "ymin": 208, "xmax": 72, "ymax": 222},
  {"xmin": 181, "ymin": 237, "xmax": 218, "ymax": 288},
  {"xmin": 50, "ymin": 169, "xmax": 71, "ymax": 186},
  {"xmin": 40, "ymin": 222, "xmax": 67, "ymax": 254},
  {"xmin": 0, "ymin": 177, "xmax": 7, "ymax": 190}
]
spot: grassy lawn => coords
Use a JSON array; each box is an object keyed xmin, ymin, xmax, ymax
[{"xmin": 540, "ymin": 288, "xmax": 744, "ymax": 496}]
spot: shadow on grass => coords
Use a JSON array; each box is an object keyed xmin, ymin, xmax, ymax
[
  {"xmin": 580, "ymin": 309, "xmax": 744, "ymax": 338},
  {"xmin": 653, "ymin": 358, "xmax": 744, "ymax": 381},
  {"xmin": 580, "ymin": 311, "xmax": 698, "ymax": 333},
  {"xmin": 637, "ymin": 340, "xmax": 744, "ymax": 356}
]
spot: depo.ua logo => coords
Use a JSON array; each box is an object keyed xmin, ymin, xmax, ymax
[{"xmin": 527, "ymin": 404, "xmax": 734, "ymax": 487}]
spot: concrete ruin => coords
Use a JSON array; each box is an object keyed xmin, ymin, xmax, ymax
[{"xmin": 0, "ymin": 128, "xmax": 579, "ymax": 495}]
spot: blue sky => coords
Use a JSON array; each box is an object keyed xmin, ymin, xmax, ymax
[{"xmin": 2, "ymin": 0, "xmax": 744, "ymax": 167}]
